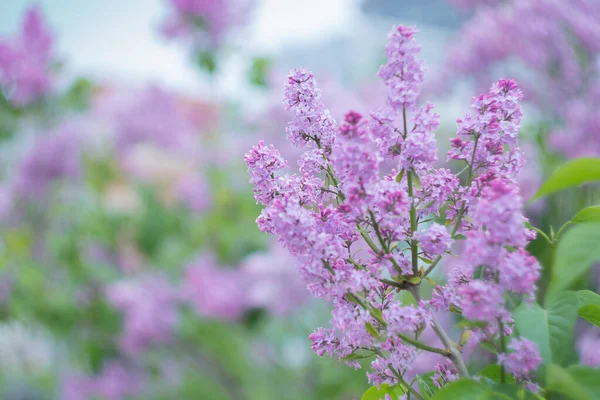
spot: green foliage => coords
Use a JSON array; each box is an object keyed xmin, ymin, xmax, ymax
[
  {"xmin": 546, "ymin": 222, "xmax": 600, "ymax": 302},
  {"xmin": 513, "ymin": 292, "xmax": 578, "ymax": 365},
  {"xmin": 361, "ymin": 384, "xmax": 406, "ymax": 400},
  {"xmin": 530, "ymin": 157, "xmax": 600, "ymax": 202},
  {"xmin": 570, "ymin": 205, "xmax": 600, "ymax": 224},
  {"xmin": 416, "ymin": 372, "xmax": 439, "ymax": 399},
  {"xmin": 249, "ymin": 57, "xmax": 271, "ymax": 87},
  {"xmin": 430, "ymin": 379, "xmax": 513, "ymax": 400},
  {"xmin": 578, "ymin": 305, "xmax": 600, "ymax": 327},
  {"xmin": 545, "ymin": 364, "xmax": 600, "ymax": 400},
  {"xmin": 197, "ymin": 51, "xmax": 217, "ymax": 74}
]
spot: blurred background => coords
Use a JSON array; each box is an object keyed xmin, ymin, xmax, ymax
[{"xmin": 0, "ymin": 0, "xmax": 598, "ymax": 399}]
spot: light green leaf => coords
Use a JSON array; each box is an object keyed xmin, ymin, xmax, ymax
[
  {"xmin": 576, "ymin": 290, "xmax": 600, "ymax": 308},
  {"xmin": 578, "ymin": 305, "xmax": 600, "ymax": 327},
  {"xmin": 513, "ymin": 292, "xmax": 578, "ymax": 365},
  {"xmin": 545, "ymin": 364, "xmax": 600, "ymax": 400},
  {"xmin": 361, "ymin": 384, "xmax": 406, "ymax": 400},
  {"xmin": 546, "ymin": 222, "xmax": 600, "ymax": 303},
  {"xmin": 531, "ymin": 157, "xmax": 600, "ymax": 202},
  {"xmin": 571, "ymin": 205, "xmax": 600, "ymax": 224}
]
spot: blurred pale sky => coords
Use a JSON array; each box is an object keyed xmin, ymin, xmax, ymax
[{"xmin": 0, "ymin": 0, "xmax": 361, "ymax": 92}]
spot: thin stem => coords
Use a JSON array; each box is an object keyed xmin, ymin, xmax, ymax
[
  {"xmin": 392, "ymin": 368, "xmax": 425, "ymax": 400},
  {"xmin": 397, "ymin": 332, "xmax": 450, "ymax": 356},
  {"xmin": 554, "ymin": 221, "xmax": 571, "ymax": 243},
  {"xmin": 408, "ymin": 286, "xmax": 470, "ymax": 378},
  {"xmin": 530, "ymin": 224, "xmax": 553, "ymax": 246},
  {"xmin": 369, "ymin": 210, "xmax": 404, "ymax": 275},
  {"xmin": 403, "ymin": 107, "xmax": 420, "ymax": 276},
  {"xmin": 358, "ymin": 224, "xmax": 381, "ymax": 256},
  {"xmin": 498, "ymin": 318, "xmax": 507, "ymax": 383},
  {"xmin": 407, "ymin": 170, "xmax": 420, "ymax": 275}
]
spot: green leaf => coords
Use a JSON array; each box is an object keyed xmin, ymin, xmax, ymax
[
  {"xmin": 249, "ymin": 57, "xmax": 270, "ymax": 87},
  {"xmin": 531, "ymin": 157, "xmax": 600, "ymax": 202},
  {"xmin": 546, "ymin": 222, "xmax": 600, "ymax": 303},
  {"xmin": 431, "ymin": 379, "xmax": 512, "ymax": 399},
  {"xmin": 416, "ymin": 373, "xmax": 438, "ymax": 399},
  {"xmin": 576, "ymin": 290, "xmax": 600, "ymax": 308},
  {"xmin": 395, "ymin": 169, "xmax": 405, "ymax": 183},
  {"xmin": 578, "ymin": 304, "xmax": 600, "ymax": 327},
  {"xmin": 513, "ymin": 292, "xmax": 578, "ymax": 365},
  {"xmin": 196, "ymin": 51, "xmax": 216, "ymax": 74},
  {"xmin": 545, "ymin": 364, "xmax": 600, "ymax": 400},
  {"xmin": 410, "ymin": 169, "xmax": 422, "ymax": 190},
  {"xmin": 566, "ymin": 365, "xmax": 600, "ymax": 398},
  {"xmin": 478, "ymin": 365, "xmax": 514, "ymax": 384},
  {"xmin": 571, "ymin": 205, "xmax": 600, "ymax": 224},
  {"xmin": 342, "ymin": 349, "xmax": 376, "ymax": 362},
  {"xmin": 361, "ymin": 384, "xmax": 406, "ymax": 400},
  {"xmin": 365, "ymin": 322, "xmax": 380, "ymax": 340}
]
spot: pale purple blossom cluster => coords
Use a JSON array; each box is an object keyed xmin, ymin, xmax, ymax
[
  {"xmin": 246, "ymin": 24, "xmax": 542, "ymax": 390},
  {"xmin": 0, "ymin": 6, "xmax": 55, "ymax": 107},
  {"xmin": 161, "ymin": 0, "xmax": 255, "ymax": 50},
  {"xmin": 443, "ymin": 0, "xmax": 600, "ymax": 157},
  {"xmin": 12, "ymin": 124, "xmax": 82, "ymax": 203},
  {"xmin": 498, "ymin": 338, "xmax": 543, "ymax": 380},
  {"xmin": 106, "ymin": 276, "xmax": 179, "ymax": 354}
]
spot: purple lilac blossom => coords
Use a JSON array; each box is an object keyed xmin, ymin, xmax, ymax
[
  {"xmin": 246, "ymin": 23, "xmax": 541, "ymax": 389},
  {"xmin": 498, "ymin": 338, "xmax": 542, "ymax": 380}
]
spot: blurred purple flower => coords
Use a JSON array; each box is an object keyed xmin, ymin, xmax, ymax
[
  {"xmin": 161, "ymin": 0, "xmax": 255, "ymax": 50},
  {"xmin": 0, "ymin": 5, "xmax": 55, "ymax": 107},
  {"xmin": 442, "ymin": 0, "xmax": 600, "ymax": 158},
  {"xmin": 241, "ymin": 243, "xmax": 308, "ymax": 316},
  {"xmin": 63, "ymin": 362, "xmax": 145, "ymax": 400},
  {"xmin": 13, "ymin": 124, "xmax": 81, "ymax": 202},
  {"xmin": 182, "ymin": 253, "xmax": 247, "ymax": 320},
  {"xmin": 106, "ymin": 276, "xmax": 179, "ymax": 354}
]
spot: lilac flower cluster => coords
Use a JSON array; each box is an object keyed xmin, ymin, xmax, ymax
[
  {"xmin": 0, "ymin": 6, "xmax": 55, "ymax": 107},
  {"xmin": 161, "ymin": 0, "xmax": 255, "ymax": 51},
  {"xmin": 246, "ymin": 24, "xmax": 542, "ymax": 390}
]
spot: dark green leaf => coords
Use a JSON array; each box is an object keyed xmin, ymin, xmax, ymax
[
  {"xmin": 513, "ymin": 292, "xmax": 578, "ymax": 365},
  {"xmin": 545, "ymin": 364, "xmax": 600, "ymax": 400}
]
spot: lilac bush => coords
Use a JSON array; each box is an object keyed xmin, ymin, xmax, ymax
[{"xmin": 245, "ymin": 24, "xmax": 579, "ymax": 397}]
